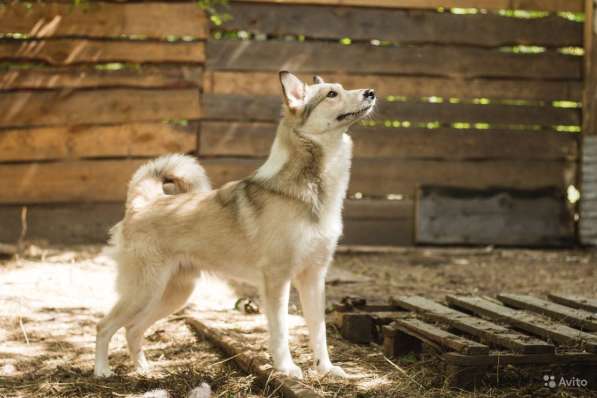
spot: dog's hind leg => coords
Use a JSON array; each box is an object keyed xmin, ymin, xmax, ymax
[
  {"xmin": 94, "ymin": 263, "xmax": 171, "ymax": 377},
  {"xmin": 294, "ymin": 264, "xmax": 348, "ymax": 378},
  {"xmin": 125, "ymin": 273, "xmax": 196, "ymax": 373}
]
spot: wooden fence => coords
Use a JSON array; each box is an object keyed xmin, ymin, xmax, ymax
[{"xmin": 0, "ymin": 0, "xmax": 586, "ymax": 246}]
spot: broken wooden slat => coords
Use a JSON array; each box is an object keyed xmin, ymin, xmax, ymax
[
  {"xmin": 392, "ymin": 296, "xmax": 554, "ymax": 354},
  {"xmin": 498, "ymin": 294, "xmax": 597, "ymax": 332},
  {"xmin": 548, "ymin": 294, "xmax": 597, "ymax": 313},
  {"xmin": 392, "ymin": 318, "xmax": 489, "ymax": 355},
  {"xmin": 186, "ymin": 317, "xmax": 323, "ymax": 398},
  {"xmin": 447, "ymin": 296, "xmax": 597, "ymax": 352}
]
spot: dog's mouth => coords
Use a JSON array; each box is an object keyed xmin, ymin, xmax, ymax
[{"xmin": 336, "ymin": 105, "xmax": 372, "ymax": 121}]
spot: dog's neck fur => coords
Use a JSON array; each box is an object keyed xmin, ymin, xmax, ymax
[{"xmin": 250, "ymin": 116, "xmax": 351, "ymax": 218}]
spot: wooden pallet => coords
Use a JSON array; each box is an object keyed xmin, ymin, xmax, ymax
[{"xmin": 332, "ymin": 294, "xmax": 597, "ymax": 389}]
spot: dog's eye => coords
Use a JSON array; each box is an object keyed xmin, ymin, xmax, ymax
[{"xmin": 327, "ymin": 91, "xmax": 338, "ymax": 98}]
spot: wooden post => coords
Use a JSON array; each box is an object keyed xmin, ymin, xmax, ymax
[{"xmin": 582, "ymin": 0, "xmax": 597, "ymax": 246}]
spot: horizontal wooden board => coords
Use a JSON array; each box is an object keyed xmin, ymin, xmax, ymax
[
  {"xmin": 233, "ymin": 0, "xmax": 584, "ymax": 12},
  {"xmin": 392, "ymin": 295, "xmax": 554, "ymax": 353},
  {"xmin": 0, "ymin": 157, "xmax": 574, "ymax": 203},
  {"xmin": 446, "ymin": 295, "xmax": 597, "ymax": 352},
  {"xmin": 0, "ymin": 203, "xmax": 123, "ymax": 244},
  {"xmin": 0, "ymin": 122, "xmax": 198, "ymax": 161},
  {"xmin": 498, "ymin": 294, "xmax": 597, "ymax": 331},
  {"xmin": 415, "ymin": 186, "xmax": 575, "ymax": 246},
  {"xmin": 0, "ymin": 39, "xmax": 205, "ymax": 65},
  {"xmin": 0, "ymin": 65, "xmax": 203, "ymax": 90},
  {"xmin": 204, "ymin": 71, "xmax": 583, "ymax": 101},
  {"xmin": 0, "ymin": 200, "xmax": 411, "ymax": 245},
  {"xmin": 222, "ymin": 4, "xmax": 582, "ymax": 46},
  {"xmin": 393, "ymin": 318, "xmax": 490, "ymax": 355},
  {"xmin": 207, "ymin": 40, "xmax": 582, "ymax": 79},
  {"xmin": 348, "ymin": 158, "xmax": 575, "ymax": 196},
  {"xmin": 0, "ymin": 88, "xmax": 201, "ymax": 127},
  {"xmin": 0, "ymin": 2, "xmax": 207, "ymax": 39},
  {"xmin": 203, "ymin": 94, "xmax": 581, "ymax": 126},
  {"xmin": 342, "ymin": 199, "xmax": 414, "ymax": 245},
  {"xmin": 200, "ymin": 122, "xmax": 579, "ymax": 160},
  {"xmin": 548, "ymin": 294, "xmax": 597, "ymax": 313}
]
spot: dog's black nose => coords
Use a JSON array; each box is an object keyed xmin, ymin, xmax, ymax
[{"xmin": 364, "ymin": 89, "xmax": 375, "ymax": 100}]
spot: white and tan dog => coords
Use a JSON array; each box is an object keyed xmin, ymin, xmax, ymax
[{"xmin": 94, "ymin": 71, "xmax": 376, "ymax": 379}]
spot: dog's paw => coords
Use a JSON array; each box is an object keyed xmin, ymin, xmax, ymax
[
  {"xmin": 317, "ymin": 363, "xmax": 349, "ymax": 378},
  {"xmin": 94, "ymin": 367, "xmax": 114, "ymax": 378},
  {"xmin": 135, "ymin": 361, "xmax": 153, "ymax": 376},
  {"xmin": 275, "ymin": 362, "xmax": 303, "ymax": 379}
]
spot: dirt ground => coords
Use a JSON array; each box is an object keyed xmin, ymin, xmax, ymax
[{"xmin": 0, "ymin": 244, "xmax": 596, "ymax": 398}]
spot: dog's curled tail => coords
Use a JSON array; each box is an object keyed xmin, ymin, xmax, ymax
[{"xmin": 125, "ymin": 154, "xmax": 211, "ymax": 212}]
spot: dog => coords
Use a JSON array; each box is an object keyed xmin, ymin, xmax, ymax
[{"xmin": 94, "ymin": 71, "xmax": 376, "ymax": 379}]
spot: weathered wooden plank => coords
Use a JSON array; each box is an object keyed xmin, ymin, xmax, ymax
[
  {"xmin": 222, "ymin": 4, "xmax": 582, "ymax": 46},
  {"xmin": 207, "ymin": 40, "xmax": 581, "ymax": 79},
  {"xmin": 0, "ymin": 39, "xmax": 205, "ymax": 65},
  {"xmin": 393, "ymin": 318, "xmax": 490, "ymax": 355},
  {"xmin": 187, "ymin": 317, "xmax": 323, "ymax": 398},
  {"xmin": 415, "ymin": 187, "xmax": 575, "ymax": 247},
  {"xmin": 200, "ymin": 122, "xmax": 579, "ymax": 160},
  {"xmin": 203, "ymin": 94, "xmax": 581, "ymax": 126},
  {"xmin": 0, "ymin": 203, "xmax": 123, "ymax": 244},
  {"xmin": 0, "ymin": 65, "xmax": 203, "ymax": 90},
  {"xmin": 0, "ymin": 88, "xmax": 201, "ymax": 127},
  {"xmin": 548, "ymin": 294, "xmax": 597, "ymax": 313},
  {"xmin": 349, "ymin": 158, "xmax": 574, "ymax": 196},
  {"xmin": 342, "ymin": 219, "xmax": 414, "ymax": 246},
  {"xmin": 0, "ymin": 160, "xmax": 145, "ymax": 203},
  {"xmin": 580, "ymin": 136, "xmax": 597, "ymax": 245},
  {"xmin": 498, "ymin": 294, "xmax": 597, "ymax": 332},
  {"xmin": 446, "ymin": 296, "xmax": 597, "ymax": 352},
  {"xmin": 233, "ymin": 0, "xmax": 584, "ymax": 12},
  {"xmin": 342, "ymin": 199, "xmax": 414, "ymax": 246},
  {"xmin": 0, "ymin": 200, "xmax": 410, "ymax": 245},
  {"xmin": 0, "ymin": 122, "xmax": 198, "ymax": 161},
  {"xmin": 0, "ymin": 156, "xmax": 573, "ymax": 203},
  {"xmin": 204, "ymin": 71, "xmax": 583, "ymax": 101},
  {"xmin": 0, "ymin": 2, "xmax": 207, "ymax": 39},
  {"xmin": 392, "ymin": 296, "xmax": 554, "ymax": 353}
]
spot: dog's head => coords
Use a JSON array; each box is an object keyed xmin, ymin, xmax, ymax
[{"xmin": 279, "ymin": 71, "xmax": 375, "ymax": 136}]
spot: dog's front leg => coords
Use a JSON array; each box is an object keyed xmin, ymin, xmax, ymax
[
  {"xmin": 260, "ymin": 275, "xmax": 303, "ymax": 379},
  {"xmin": 295, "ymin": 265, "xmax": 348, "ymax": 378}
]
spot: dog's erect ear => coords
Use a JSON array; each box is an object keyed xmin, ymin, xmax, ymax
[
  {"xmin": 313, "ymin": 75, "xmax": 325, "ymax": 85},
  {"xmin": 279, "ymin": 71, "xmax": 306, "ymax": 112}
]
